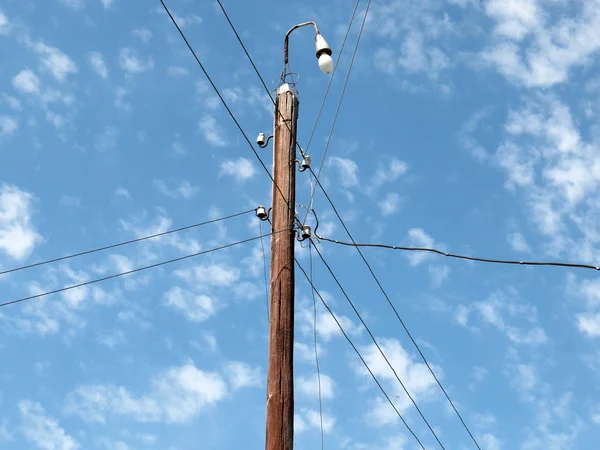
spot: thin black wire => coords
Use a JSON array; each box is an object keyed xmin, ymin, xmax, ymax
[
  {"xmin": 214, "ymin": 0, "xmax": 272, "ymax": 100},
  {"xmin": 309, "ymin": 242, "xmax": 324, "ymax": 450},
  {"xmin": 294, "ymin": 257, "xmax": 426, "ymax": 450},
  {"xmin": 304, "ymin": 0, "xmax": 361, "ymax": 156},
  {"xmin": 0, "ymin": 209, "xmax": 255, "ymax": 277},
  {"xmin": 213, "ymin": 0, "xmax": 304, "ymax": 157},
  {"xmin": 0, "ymin": 232, "xmax": 283, "ymax": 309},
  {"xmin": 308, "ymin": 168, "xmax": 482, "ymax": 450},
  {"xmin": 303, "ymin": 0, "xmax": 371, "ymax": 225},
  {"xmin": 319, "ymin": 236, "xmax": 600, "ymax": 272},
  {"xmin": 160, "ymin": 0, "xmax": 290, "ymax": 213},
  {"xmin": 309, "ymin": 239, "xmax": 446, "ymax": 449},
  {"xmin": 259, "ymin": 220, "xmax": 270, "ymax": 321}
]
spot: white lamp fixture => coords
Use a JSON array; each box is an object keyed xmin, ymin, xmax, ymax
[
  {"xmin": 315, "ymin": 33, "xmax": 333, "ymax": 74},
  {"xmin": 283, "ymin": 21, "xmax": 333, "ymax": 76}
]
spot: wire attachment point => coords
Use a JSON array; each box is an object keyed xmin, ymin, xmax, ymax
[
  {"xmin": 256, "ymin": 206, "xmax": 270, "ymax": 221},
  {"xmin": 297, "ymin": 225, "xmax": 312, "ymax": 241},
  {"xmin": 299, "ymin": 154, "xmax": 311, "ymax": 172}
]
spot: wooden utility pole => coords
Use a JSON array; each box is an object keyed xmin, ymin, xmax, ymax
[{"xmin": 265, "ymin": 83, "xmax": 299, "ymax": 450}]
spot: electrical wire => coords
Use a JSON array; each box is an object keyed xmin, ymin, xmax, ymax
[
  {"xmin": 0, "ymin": 209, "xmax": 255, "ymax": 277},
  {"xmin": 303, "ymin": 0, "xmax": 372, "ymax": 225},
  {"xmin": 259, "ymin": 220, "xmax": 270, "ymax": 321},
  {"xmin": 0, "ymin": 232, "xmax": 284, "ymax": 309},
  {"xmin": 309, "ymin": 239, "xmax": 446, "ymax": 449},
  {"xmin": 318, "ymin": 236, "xmax": 600, "ymax": 272},
  {"xmin": 214, "ymin": 0, "xmax": 272, "ymax": 100},
  {"xmin": 304, "ymin": 0, "xmax": 361, "ymax": 157},
  {"xmin": 294, "ymin": 257, "xmax": 426, "ymax": 450},
  {"xmin": 309, "ymin": 242, "xmax": 325, "ymax": 450},
  {"xmin": 159, "ymin": 0, "xmax": 291, "ymax": 215},
  {"xmin": 308, "ymin": 168, "xmax": 482, "ymax": 450},
  {"xmin": 213, "ymin": 0, "xmax": 304, "ymax": 158}
]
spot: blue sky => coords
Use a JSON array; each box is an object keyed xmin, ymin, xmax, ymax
[{"xmin": 1, "ymin": 0, "xmax": 600, "ymax": 449}]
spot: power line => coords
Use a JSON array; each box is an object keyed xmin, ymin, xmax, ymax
[
  {"xmin": 308, "ymin": 167, "xmax": 482, "ymax": 450},
  {"xmin": 303, "ymin": 0, "xmax": 372, "ymax": 225},
  {"xmin": 213, "ymin": 0, "xmax": 305, "ymax": 159},
  {"xmin": 319, "ymin": 236, "xmax": 600, "ymax": 272},
  {"xmin": 294, "ymin": 257, "xmax": 426, "ymax": 450},
  {"xmin": 309, "ymin": 242, "xmax": 325, "ymax": 450},
  {"xmin": 309, "ymin": 239, "xmax": 446, "ymax": 449},
  {"xmin": 303, "ymin": 0, "xmax": 361, "ymax": 156},
  {"xmin": 0, "ymin": 232, "xmax": 283, "ymax": 309},
  {"xmin": 159, "ymin": 0, "xmax": 291, "ymax": 214},
  {"xmin": 0, "ymin": 209, "xmax": 255, "ymax": 277},
  {"xmin": 214, "ymin": 0, "xmax": 272, "ymax": 100}
]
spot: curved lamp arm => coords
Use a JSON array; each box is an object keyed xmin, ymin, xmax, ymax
[{"xmin": 283, "ymin": 21, "xmax": 332, "ymax": 73}]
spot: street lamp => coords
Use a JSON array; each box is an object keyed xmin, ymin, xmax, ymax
[{"xmin": 283, "ymin": 21, "xmax": 333, "ymax": 74}]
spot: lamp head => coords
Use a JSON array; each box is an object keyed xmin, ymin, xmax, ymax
[{"xmin": 315, "ymin": 33, "xmax": 333, "ymax": 74}]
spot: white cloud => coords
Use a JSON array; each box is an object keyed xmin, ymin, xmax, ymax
[
  {"xmin": 457, "ymin": 290, "xmax": 548, "ymax": 345},
  {"xmin": 114, "ymin": 86, "xmax": 131, "ymax": 111},
  {"xmin": 592, "ymin": 406, "xmax": 600, "ymax": 425},
  {"xmin": 153, "ymin": 179, "xmax": 200, "ymax": 199},
  {"xmin": 294, "ymin": 414, "xmax": 307, "ymax": 433},
  {"xmin": 378, "ymin": 192, "xmax": 401, "ymax": 216},
  {"xmin": 368, "ymin": 2, "xmax": 453, "ymax": 80},
  {"xmin": 515, "ymin": 363, "xmax": 537, "ymax": 392},
  {"xmin": 294, "ymin": 341, "xmax": 326, "ymax": 362},
  {"xmin": 485, "ymin": 0, "xmax": 540, "ymax": 40},
  {"xmin": 96, "ymin": 329, "xmax": 126, "ymax": 349},
  {"xmin": 0, "ymin": 184, "xmax": 42, "ymax": 261},
  {"xmin": 481, "ymin": 1, "xmax": 600, "ymax": 88},
  {"xmin": 168, "ymin": 66, "xmax": 189, "ymax": 76},
  {"xmin": 94, "ymin": 126, "xmax": 118, "ymax": 152},
  {"xmin": 369, "ymin": 158, "xmax": 408, "ymax": 193},
  {"xmin": 88, "ymin": 52, "xmax": 108, "ymax": 78},
  {"xmin": 101, "ymin": 0, "xmax": 115, "ymax": 7},
  {"xmin": 305, "ymin": 409, "xmax": 335, "ymax": 433},
  {"xmin": 115, "ymin": 187, "xmax": 131, "ymax": 200},
  {"xmin": 404, "ymin": 228, "xmax": 438, "ymax": 266},
  {"xmin": 163, "ymin": 287, "xmax": 215, "ymax": 322},
  {"xmin": 32, "ymin": 42, "xmax": 77, "ymax": 82},
  {"xmin": 224, "ymin": 362, "xmax": 261, "ymax": 390},
  {"xmin": 328, "ymin": 156, "xmax": 359, "ymax": 188},
  {"xmin": 59, "ymin": 195, "xmax": 81, "ymax": 208},
  {"xmin": 67, "ymin": 362, "xmax": 229, "ymax": 424},
  {"xmin": 482, "ymin": 95, "xmax": 600, "ymax": 260},
  {"xmin": 134, "ymin": 28, "xmax": 152, "ymax": 43},
  {"xmin": 296, "ymin": 373, "xmax": 335, "ymax": 400},
  {"xmin": 507, "ymin": 231, "xmax": 530, "ymax": 253},
  {"xmin": 119, "ymin": 213, "xmax": 200, "ymax": 254},
  {"xmin": 0, "ymin": 115, "xmax": 17, "ymax": 135},
  {"xmin": 298, "ymin": 301, "xmax": 362, "ymax": 342},
  {"xmin": 3, "ymin": 94, "xmax": 22, "ymax": 110},
  {"xmin": 12, "ymin": 69, "xmax": 41, "ymax": 94},
  {"xmin": 199, "ymin": 115, "xmax": 226, "ymax": 147},
  {"xmin": 220, "ymin": 157, "xmax": 256, "ymax": 182},
  {"xmin": 359, "ymin": 338, "xmax": 439, "ymax": 414},
  {"xmin": 119, "ymin": 48, "xmax": 154, "ymax": 74},
  {"xmin": 19, "ymin": 400, "xmax": 79, "ymax": 450},
  {"xmin": 577, "ymin": 313, "xmax": 600, "ymax": 337},
  {"xmin": 428, "ymin": 264, "xmax": 450, "ymax": 287},
  {"xmin": 176, "ymin": 263, "xmax": 240, "ymax": 287},
  {"xmin": 0, "ymin": 419, "xmax": 12, "ymax": 442},
  {"xmin": 65, "ymin": 385, "xmax": 161, "ymax": 424},
  {"xmin": 171, "ymin": 13, "xmax": 202, "ymax": 27},
  {"xmin": 479, "ymin": 433, "xmax": 501, "ymax": 450},
  {"xmin": 0, "ymin": 9, "xmax": 9, "ymax": 34},
  {"xmin": 57, "ymin": 0, "xmax": 84, "ymax": 10}
]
